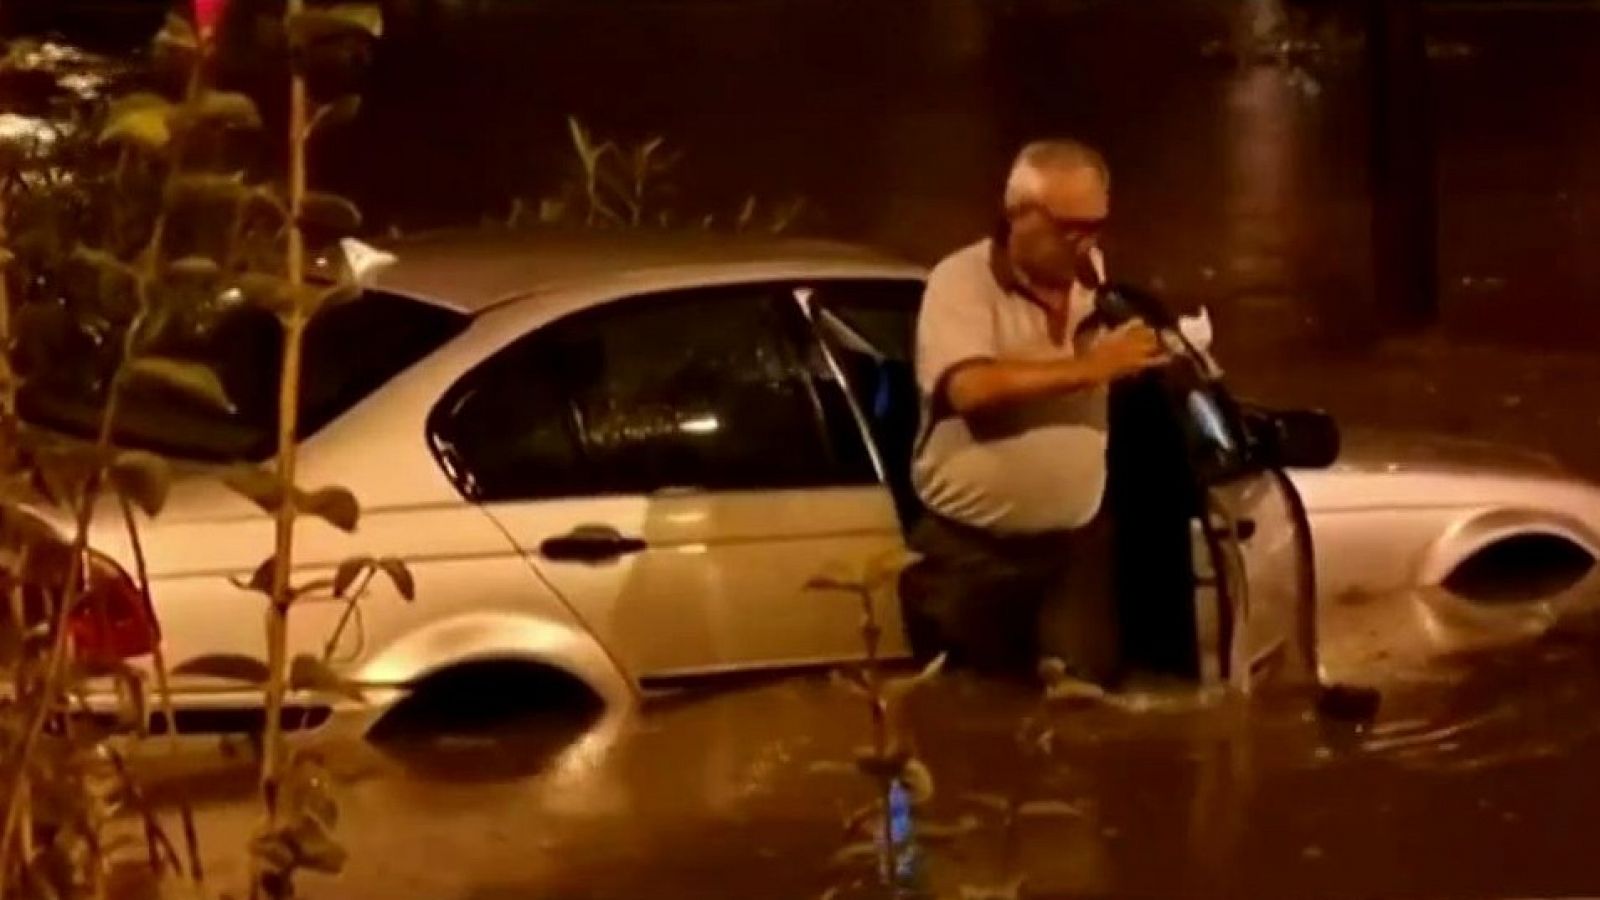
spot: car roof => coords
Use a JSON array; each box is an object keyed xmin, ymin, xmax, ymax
[{"xmin": 369, "ymin": 228, "xmax": 926, "ymax": 315}]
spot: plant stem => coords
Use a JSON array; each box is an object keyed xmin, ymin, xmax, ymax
[
  {"xmin": 0, "ymin": 378, "xmax": 125, "ymax": 881},
  {"xmin": 117, "ymin": 493, "xmax": 204, "ymax": 882},
  {"xmin": 260, "ymin": 0, "xmax": 310, "ymax": 832}
]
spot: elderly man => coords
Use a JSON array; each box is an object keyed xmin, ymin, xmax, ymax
[{"xmin": 900, "ymin": 140, "xmax": 1167, "ymax": 684}]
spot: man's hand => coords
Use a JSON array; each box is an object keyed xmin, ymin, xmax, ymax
[
  {"xmin": 942, "ymin": 321, "xmax": 1169, "ymax": 416},
  {"xmin": 1086, "ymin": 320, "xmax": 1168, "ymax": 381}
]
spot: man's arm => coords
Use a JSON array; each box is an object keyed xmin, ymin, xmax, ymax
[
  {"xmin": 943, "ymin": 320, "xmax": 1165, "ymax": 416},
  {"xmin": 944, "ymin": 357, "xmax": 1112, "ymax": 416}
]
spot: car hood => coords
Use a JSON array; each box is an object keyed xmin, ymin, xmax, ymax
[{"xmin": 1330, "ymin": 428, "xmax": 1571, "ymax": 480}]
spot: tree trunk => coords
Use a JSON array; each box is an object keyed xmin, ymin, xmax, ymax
[{"xmin": 1367, "ymin": 0, "xmax": 1438, "ymax": 329}]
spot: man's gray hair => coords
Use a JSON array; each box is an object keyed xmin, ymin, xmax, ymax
[{"xmin": 1003, "ymin": 140, "xmax": 1110, "ymax": 212}]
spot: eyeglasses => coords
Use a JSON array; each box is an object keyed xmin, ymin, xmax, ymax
[{"xmin": 1027, "ymin": 205, "xmax": 1108, "ymax": 239}]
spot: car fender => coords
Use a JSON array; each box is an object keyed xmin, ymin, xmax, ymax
[
  {"xmin": 1414, "ymin": 506, "xmax": 1600, "ymax": 588},
  {"xmin": 353, "ymin": 611, "xmax": 636, "ymax": 713}
]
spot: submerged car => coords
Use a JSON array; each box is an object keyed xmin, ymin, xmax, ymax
[{"xmin": 27, "ymin": 230, "xmax": 1600, "ymax": 733}]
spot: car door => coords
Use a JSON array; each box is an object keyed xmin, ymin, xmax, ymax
[
  {"xmin": 1180, "ymin": 384, "xmax": 1322, "ymax": 694},
  {"xmin": 797, "ymin": 279, "xmax": 927, "ymax": 532},
  {"xmin": 427, "ymin": 282, "xmax": 908, "ymax": 683}
]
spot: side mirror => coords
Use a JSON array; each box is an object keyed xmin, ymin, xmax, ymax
[{"xmin": 1245, "ymin": 408, "xmax": 1341, "ymax": 470}]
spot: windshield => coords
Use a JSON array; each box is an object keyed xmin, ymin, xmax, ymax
[{"xmin": 18, "ymin": 292, "xmax": 467, "ymax": 462}]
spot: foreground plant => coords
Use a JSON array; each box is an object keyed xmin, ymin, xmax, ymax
[
  {"xmin": 804, "ymin": 552, "xmax": 949, "ymax": 898},
  {"xmin": 0, "ymin": 11, "xmax": 259, "ymax": 894},
  {"xmin": 0, "ymin": 2, "xmax": 397, "ymax": 895},
  {"xmin": 144, "ymin": 2, "xmax": 393, "ymax": 897}
]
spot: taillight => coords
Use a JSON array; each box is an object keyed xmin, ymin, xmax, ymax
[{"xmin": 68, "ymin": 551, "xmax": 160, "ymax": 664}]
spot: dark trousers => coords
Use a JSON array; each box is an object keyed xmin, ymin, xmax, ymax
[{"xmin": 899, "ymin": 511, "xmax": 1120, "ymax": 684}]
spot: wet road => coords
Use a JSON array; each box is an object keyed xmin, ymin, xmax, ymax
[{"xmin": 133, "ymin": 615, "xmax": 1600, "ymax": 899}]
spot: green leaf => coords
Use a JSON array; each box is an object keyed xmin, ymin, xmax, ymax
[
  {"xmin": 283, "ymin": 753, "xmax": 339, "ymax": 829},
  {"xmin": 236, "ymin": 272, "xmax": 295, "ymax": 316},
  {"xmin": 249, "ymin": 831, "xmax": 295, "ymax": 874},
  {"xmin": 917, "ymin": 814, "xmax": 982, "ymax": 841},
  {"xmin": 70, "ymin": 244, "xmax": 135, "ymax": 280},
  {"xmin": 166, "ymin": 172, "xmax": 247, "ymax": 205},
  {"xmin": 376, "ymin": 557, "xmax": 414, "ymax": 601},
  {"xmin": 110, "ymin": 451, "xmax": 172, "ymax": 518},
  {"xmin": 736, "ymin": 195, "xmax": 758, "ymax": 231},
  {"xmin": 110, "ymin": 661, "xmax": 149, "ymax": 733},
  {"xmin": 957, "ymin": 876, "xmax": 1027, "ymax": 900},
  {"xmin": 803, "ymin": 576, "xmax": 862, "ymax": 595},
  {"xmin": 172, "ymin": 654, "xmax": 270, "ymax": 684},
  {"xmin": 297, "ymin": 486, "xmax": 359, "ymax": 532},
  {"xmin": 959, "ymin": 792, "xmax": 1011, "ymax": 814},
  {"xmin": 332, "ymin": 556, "xmax": 372, "ymax": 598},
  {"xmin": 153, "ymin": 12, "xmax": 199, "ymax": 54},
  {"xmin": 827, "ymin": 667, "xmax": 869, "ymax": 698},
  {"xmin": 229, "ymin": 556, "xmax": 276, "ymax": 596},
  {"xmin": 193, "ymin": 90, "xmax": 263, "ymax": 130},
  {"xmin": 315, "ymin": 278, "xmax": 361, "ymax": 309},
  {"xmin": 108, "ymin": 91, "xmax": 174, "ymax": 117},
  {"xmin": 287, "ymin": 4, "xmax": 384, "ymax": 47},
  {"xmin": 883, "ymin": 651, "xmax": 945, "ymax": 702},
  {"xmin": 297, "ymin": 192, "xmax": 362, "ymax": 235},
  {"xmin": 1015, "ymin": 799, "xmax": 1085, "ymax": 820},
  {"xmin": 168, "ymin": 255, "xmax": 221, "ymax": 280},
  {"xmin": 853, "ymin": 749, "xmax": 910, "ymax": 782},
  {"xmin": 310, "ymin": 95, "xmax": 362, "ymax": 134},
  {"xmin": 287, "ymin": 814, "xmax": 348, "ymax": 874},
  {"xmin": 901, "ymin": 757, "xmax": 934, "ymax": 804},
  {"xmin": 829, "ymin": 841, "xmax": 879, "ymax": 869},
  {"xmin": 247, "ymin": 185, "xmax": 290, "ymax": 218},
  {"xmin": 128, "ymin": 356, "xmax": 236, "ymax": 413},
  {"xmin": 568, "ymin": 116, "xmax": 602, "ymax": 168},
  {"xmin": 222, "ymin": 466, "xmax": 286, "ymax": 516},
  {"xmin": 99, "ymin": 107, "xmax": 171, "ymax": 150},
  {"xmin": 289, "ymin": 654, "xmax": 364, "ymax": 703}
]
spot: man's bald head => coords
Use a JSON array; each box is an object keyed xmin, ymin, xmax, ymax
[
  {"xmin": 1003, "ymin": 140, "xmax": 1110, "ymax": 215},
  {"xmin": 1001, "ymin": 139, "xmax": 1111, "ymax": 290}
]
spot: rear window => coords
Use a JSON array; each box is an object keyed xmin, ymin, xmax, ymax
[{"xmin": 19, "ymin": 291, "xmax": 467, "ymax": 462}]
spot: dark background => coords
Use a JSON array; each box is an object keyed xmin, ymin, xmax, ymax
[{"xmin": 11, "ymin": 0, "xmax": 1600, "ymax": 473}]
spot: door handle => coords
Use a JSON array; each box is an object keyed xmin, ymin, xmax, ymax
[{"xmin": 540, "ymin": 525, "xmax": 648, "ymax": 563}]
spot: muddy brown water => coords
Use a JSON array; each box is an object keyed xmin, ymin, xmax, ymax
[{"xmin": 129, "ymin": 614, "xmax": 1600, "ymax": 900}]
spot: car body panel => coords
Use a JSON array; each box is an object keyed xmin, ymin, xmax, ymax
[
  {"xmin": 58, "ymin": 231, "xmax": 1600, "ymax": 730},
  {"xmin": 485, "ymin": 487, "xmax": 907, "ymax": 679}
]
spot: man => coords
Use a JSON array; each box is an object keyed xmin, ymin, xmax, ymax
[{"xmin": 899, "ymin": 140, "xmax": 1167, "ymax": 685}]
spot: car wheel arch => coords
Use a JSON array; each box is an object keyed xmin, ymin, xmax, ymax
[
  {"xmin": 354, "ymin": 611, "xmax": 637, "ymax": 713},
  {"xmin": 1416, "ymin": 507, "xmax": 1600, "ymax": 602}
]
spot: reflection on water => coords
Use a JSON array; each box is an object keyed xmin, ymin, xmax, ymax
[{"xmin": 133, "ymin": 622, "xmax": 1600, "ymax": 898}]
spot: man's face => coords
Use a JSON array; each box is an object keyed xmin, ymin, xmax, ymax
[{"xmin": 1005, "ymin": 166, "xmax": 1110, "ymax": 290}]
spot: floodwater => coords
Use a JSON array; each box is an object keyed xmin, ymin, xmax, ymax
[{"xmin": 133, "ymin": 609, "xmax": 1600, "ymax": 899}]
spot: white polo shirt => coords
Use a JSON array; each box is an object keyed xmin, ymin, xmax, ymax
[{"xmin": 911, "ymin": 239, "xmax": 1109, "ymax": 534}]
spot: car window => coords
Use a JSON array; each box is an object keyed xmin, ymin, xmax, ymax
[
  {"xmin": 429, "ymin": 283, "xmax": 875, "ymax": 502},
  {"xmin": 428, "ymin": 337, "xmax": 589, "ymax": 503},
  {"xmin": 18, "ymin": 292, "xmax": 467, "ymax": 462},
  {"xmin": 808, "ymin": 279, "xmax": 925, "ymax": 525},
  {"xmin": 813, "ymin": 279, "xmax": 921, "ymax": 363}
]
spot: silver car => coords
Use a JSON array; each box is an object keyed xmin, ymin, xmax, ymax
[{"xmin": 42, "ymin": 230, "xmax": 1600, "ymax": 733}]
